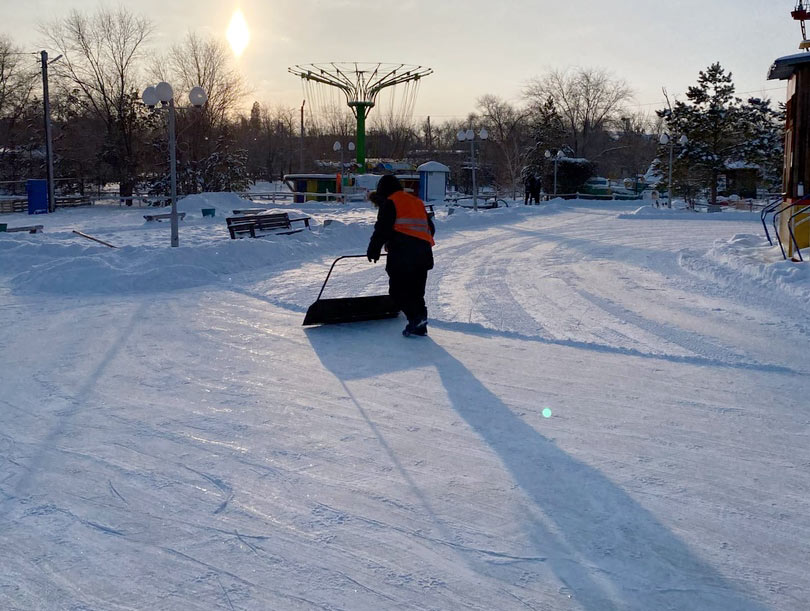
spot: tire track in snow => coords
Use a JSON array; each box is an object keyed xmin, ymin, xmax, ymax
[{"xmin": 556, "ymin": 273, "xmax": 761, "ymax": 366}]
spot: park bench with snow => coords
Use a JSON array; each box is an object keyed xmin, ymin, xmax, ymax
[
  {"xmin": 225, "ymin": 212, "xmax": 311, "ymax": 239},
  {"xmin": 4, "ymin": 224, "xmax": 44, "ymax": 233},
  {"xmin": 143, "ymin": 212, "xmax": 186, "ymax": 222}
]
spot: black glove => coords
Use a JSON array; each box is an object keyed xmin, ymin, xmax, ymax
[{"xmin": 367, "ymin": 249, "xmax": 379, "ymax": 263}]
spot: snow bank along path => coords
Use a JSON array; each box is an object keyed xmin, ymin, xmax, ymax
[{"xmin": 1, "ymin": 198, "xmax": 808, "ymax": 610}]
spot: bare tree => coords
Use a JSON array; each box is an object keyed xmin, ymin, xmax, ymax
[
  {"xmin": 477, "ymin": 94, "xmax": 528, "ymax": 197},
  {"xmin": 41, "ymin": 7, "xmax": 153, "ymax": 196},
  {"xmin": 233, "ymin": 102, "xmax": 299, "ymax": 181},
  {"xmin": 525, "ymin": 67, "xmax": 634, "ymax": 159},
  {"xmin": 0, "ymin": 36, "xmax": 38, "ymax": 181},
  {"xmin": 595, "ymin": 110, "xmax": 659, "ymax": 188},
  {"xmin": 0, "ymin": 37, "xmax": 36, "ymax": 122},
  {"xmin": 152, "ymin": 32, "xmax": 246, "ymax": 130},
  {"xmin": 268, "ymin": 105, "xmax": 298, "ymax": 177},
  {"xmin": 149, "ymin": 32, "xmax": 247, "ymax": 191}
]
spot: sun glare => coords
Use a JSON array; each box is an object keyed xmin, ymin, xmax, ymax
[{"xmin": 227, "ymin": 9, "xmax": 250, "ymax": 58}]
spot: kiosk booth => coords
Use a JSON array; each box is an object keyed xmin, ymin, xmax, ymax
[{"xmin": 417, "ymin": 162, "xmax": 450, "ymax": 203}]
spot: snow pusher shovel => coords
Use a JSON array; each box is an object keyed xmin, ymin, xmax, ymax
[{"xmin": 302, "ymin": 254, "xmax": 399, "ymax": 326}]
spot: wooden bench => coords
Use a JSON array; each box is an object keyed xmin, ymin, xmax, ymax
[
  {"xmin": 0, "ymin": 198, "xmax": 28, "ymax": 214},
  {"xmin": 225, "ymin": 212, "xmax": 311, "ymax": 239},
  {"xmin": 144, "ymin": 212, "xmax": 186, "ymax": 222},
  {"xmin": 5, "ymin": 225, "xmax": 44, "ymax": 234}
]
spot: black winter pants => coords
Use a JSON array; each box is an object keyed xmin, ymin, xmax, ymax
[{"xmin": 388, "ymin": 268, "xmax": 428, "ymax": 324}]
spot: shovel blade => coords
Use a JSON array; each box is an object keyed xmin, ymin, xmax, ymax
[{"xmin": 302, "ymin": 295, "xmax": 400, "ymax": 326}]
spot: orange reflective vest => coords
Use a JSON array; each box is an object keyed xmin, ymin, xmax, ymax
[{"xmin": 390, "ymin": 191, "xmax": 435, "ymax": 246}]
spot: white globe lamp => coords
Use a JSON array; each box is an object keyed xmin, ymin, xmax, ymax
[
  {"xmin": 155, "ymin": 81, "xmax": 174, "ymax": 103},
  {"xmin": 142, "ymin": 86, "xmax": 159, "ymax": 107},
  {"xmin": 189, "ymin": 86, "xmax": 208, "ymax": 107}
]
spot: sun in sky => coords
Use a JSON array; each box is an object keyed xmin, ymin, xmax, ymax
[{"xmin": 226, "ymin": 9, "xmax": 250, "ymax": 58}]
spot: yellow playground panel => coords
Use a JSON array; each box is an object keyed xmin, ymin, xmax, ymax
[{"xmin": 779, "ymin": 202, "xmax": 810, "ymax": 258}]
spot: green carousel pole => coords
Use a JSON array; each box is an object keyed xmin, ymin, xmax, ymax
[{"xmin": 350, "ymin": 101, "xmax": 373, "ymax": 174}]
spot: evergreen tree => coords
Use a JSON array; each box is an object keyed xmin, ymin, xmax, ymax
[
  {"xmin": 659, "ymin": 62, "xmax": 742, "ymax": 204},
  {"xmin": 523, "ymin": 95, "xmax": 567, "ymax": 192},
  {"xmin": 200, "ymin": 131, "xmax": 250, "ymax": 192},
  {"xmin": 658, "ymin": 63, "xmax": 784, "ymax": 203},
  {"xmin": 739, "ymin": 97, "xmax": 785, "ymax": 191}
]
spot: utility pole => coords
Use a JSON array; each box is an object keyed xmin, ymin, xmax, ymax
[
  {"xmin": 299, "ymin": 99, "xmax": 305, "ymax": 172},
  {"xmin": 41, "ymin": 50, "xmax": 56, "ymax": 213},
  {"xmin": 470, "ymin": 136, "xmax": 478, "ymax": 212},
  {"xmin": 168, "ymin": 98, "xmax": 179, "ymax": 247}
]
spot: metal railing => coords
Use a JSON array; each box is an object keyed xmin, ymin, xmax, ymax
[{"xmin": 761, "ymin": 193, "xmax": 786, "ymax": 245}]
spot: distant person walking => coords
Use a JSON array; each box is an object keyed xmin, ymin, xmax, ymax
[
  {"xmin": 524, "ymin": 174, "xmax": 536, "ymax": 205},
  {"xmin": 530, "ymin": 173, "xmax": 542, "ymax": 204},
  {"xmin": 367, "ymin": 175, "xmax": 435, "ymax": 337}
]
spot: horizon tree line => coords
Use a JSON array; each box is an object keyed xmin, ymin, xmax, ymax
[{"xmin": 0, "ymin": 6, "xmax": 785, "ymax": 202}]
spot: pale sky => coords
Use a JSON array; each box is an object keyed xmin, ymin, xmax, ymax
[{"xmin": 3, "ymin": 0, "xmax": 801, "ymax": 122}]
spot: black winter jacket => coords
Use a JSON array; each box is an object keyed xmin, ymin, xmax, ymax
[{"xmin": 367, "ymin": 198, "xmax": 435, "ymax": 273}]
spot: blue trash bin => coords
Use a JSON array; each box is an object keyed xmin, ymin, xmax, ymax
[{"xmin": 27, "ymin": 179, "xmax": 49, "ymax": 215}]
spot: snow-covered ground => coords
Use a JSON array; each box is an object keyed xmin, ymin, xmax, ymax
[{"xmin": 1, "ymin": 195, "xmax": 808, "ymax": 610}]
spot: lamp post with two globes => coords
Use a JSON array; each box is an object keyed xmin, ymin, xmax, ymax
[
  {"xmin": 142, "ymin": 82, "xmax": 208, "ymax": 247},
  {"xmin": 332, "ymin": 140, "xmax": 355, "ymax": 203},
  {"xmin": 457, "ymin": 127, "xmax": 488, "ymax": 211}
]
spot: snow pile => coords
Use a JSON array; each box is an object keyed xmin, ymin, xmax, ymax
[
  {"xmin": 437, "ymin": 201, "xmax": 566, "ymax": 229},
  {"xmin": 0, "ymin": 199, "xmax": 552, "ymax": 297},
  {"xmin": 680, "ymin": 233, "xmax": 810, "ymax": 302},
  {"xmin": 0, "ymin": 198, "xmax": 620, "ymax": 298},
  {"xmin": 248, "ymin": 180, "xmax": 288, "ymax": 193},
  {"xmin": 1, "ymin": 220, "xmax": 373, "ymax": 296},
  {"xmin": 175, "ymin": 192, "xmax": 246, "ymax": 217},
  {"xmin": 4, "ymin": 196, "xmax": 784, "ymax": 299},
  {"xmin": 618, "ymin": 206, "xmax": 761, "ymax": 221}
]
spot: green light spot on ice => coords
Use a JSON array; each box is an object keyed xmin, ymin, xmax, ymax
[{"xmin": 542, "ymin": 408, "xmax": 552, "ymax": 418}]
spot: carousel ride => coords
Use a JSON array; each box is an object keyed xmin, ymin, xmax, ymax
[{"xmin": 289, "ymin": 63, "xmax": 433, "ymax": 173}]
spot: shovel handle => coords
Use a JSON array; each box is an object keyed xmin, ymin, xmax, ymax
[{"xmin": 316, "ymin": 254, "xmax": 387, "ymax": 301}]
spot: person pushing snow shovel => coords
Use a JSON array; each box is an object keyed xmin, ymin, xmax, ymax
[{"xmin": 366, "ymin": 174, "xmax": 435, "ymax": 337}]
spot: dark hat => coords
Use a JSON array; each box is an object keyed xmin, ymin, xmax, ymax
[{"xmin": 375, "ymin": 174, "xmax": 403, "ymax": 200}]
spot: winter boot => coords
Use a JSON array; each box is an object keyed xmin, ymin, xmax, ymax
[{"xmin": 402, "ymin": 318, "xmax": 428, "ymax": 337}]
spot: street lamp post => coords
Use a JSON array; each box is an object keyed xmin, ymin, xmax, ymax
[
  {"xmin": 659, "ymin": 133, "xmax": 688, "ymax": 208},
  {"xmin": 142, "ymin": 82, "xmax": 208, "ymax": 247},
  {"xmin": 40, "ymin": 50, "xmax": 62, "ymax": 213},
  {"xmin": 333, "ymin": 140, "xmax": 343, "ymax": 175},
  {"xmin": 332, "ymin": 140, "xmax": 355, "ymax": 203},
  {"xmin": 545, "ymin": 149, "xmax": 564, "ymax": 197},
  {"xmin": 457, "ymin": 128, "xmax": 488, "ymax": 211}
]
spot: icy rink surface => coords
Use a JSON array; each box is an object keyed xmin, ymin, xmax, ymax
[{"xmin": 1, "ymin": 196, "xmax": 808, "ymax": 610}]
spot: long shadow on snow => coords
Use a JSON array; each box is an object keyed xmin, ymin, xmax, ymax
[
  {"xmin": 306, "ymin": 320, "xmax": 768, "ymax": 611},
  {"xmin": 1, "ymin": 301, "xmax": 149, "ymax": 514}
]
